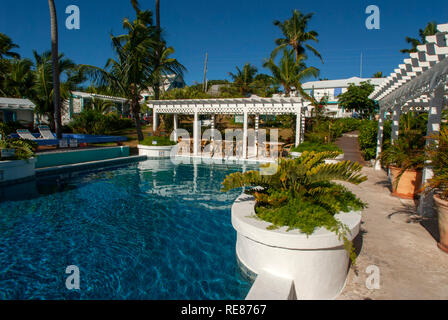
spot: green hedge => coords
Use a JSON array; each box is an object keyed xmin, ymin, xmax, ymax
[
  {"xmin": 69, "ymin": 111, "xmax": 134, "ymax": 135},
  {"xmin": 291, "ymin": 141, "xmax": 342, "ymax": 153},
  {"xmin": 358, "ymin": 121, "xmax": 378, "ymax": 161},
  {"xmin": 140, "ymin": 136, "xmax": 176, "ymax": 146}
]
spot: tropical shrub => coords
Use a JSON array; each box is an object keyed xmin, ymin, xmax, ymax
[
  {"xmin": 380, "ymin": 131, "xmax": 426, "ymax": 188},
  {"xmin": 425, "ymin": 128, "xmax": 448, "ymax": 200},
  {"xmin": 221, "ymin": 152, "xmax": 367, "ymax": 263},
  {"xmin": 290, "ymin": 141, "xmax": 342, "ymax": 153},
  {"xmin": 69, "ymin": 110, "xmax": 134, "ymax": 135},
  {"xmin": 358, "ymin": 121, "xmax": 378, "ymax": 161},
  {"xmin": 140, "ymin": 136, "xmax": 176, "ymax": 147},
  {"xmin": 0, "ymin": 138, "xmax": 36, "ymax": 161}
]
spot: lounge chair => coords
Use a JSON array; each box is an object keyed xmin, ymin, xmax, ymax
[
  {"xmin": 38, "ymin": 125, "xmax": 56, "ymax": 140},
  {"xmin": 16, "ymin": 129, "xmax": 39, "ymax": 141}
]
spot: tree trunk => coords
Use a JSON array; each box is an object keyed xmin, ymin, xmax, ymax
[
  {"xmin": 155, "ymin": 0, "xmax": 161, "ymax": 30},
  {"xmin": 131, "ymin": 99, "xmax": 144, "ymax": 141},
  {"xmin": 48, "ymin": 0, "xmax": 62, "ymax": 139}
]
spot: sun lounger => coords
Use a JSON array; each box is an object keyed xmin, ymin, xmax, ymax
[
  {"xmin": 38, "ymin": 125, "xmax": 56, "ymax": 140},
  {"xmin": 16, "ymin": 129, "xmax": 39, "ymax": 141}
]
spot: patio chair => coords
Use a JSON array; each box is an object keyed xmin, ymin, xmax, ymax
[
  {"xmin": 16, "ymin": 129, "xmax": 39, "ymax": 141},
  {"xmin": 38, "ymin": 125, "xmax": 56, "ymax": 140}
]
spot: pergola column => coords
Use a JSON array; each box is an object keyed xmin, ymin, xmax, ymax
[
  {"xmin": 243, "ymin": 110, "xmax": 248, "ymax": 159},
  {"xmin": 375, "ymin": 109, "xmax": 386, "ymax": 171},
  {"xmin": 391, "ymin": 107, "xmax": 401, "ymax": 144},
  {"xmin": 211, "ymin": 114, "xmax": 215, "ymax": 141},
  {"xmin": 153, "ymin": 108, "xmax": 158, "ymax": 132},
  {"xmin": 423, "ymin": 85, "xmax": 445, "ymax": 184},
  {"xmin": 193, "ymin": 111, "xmax": 199, "ymax": 156},
  {"xmin": 173, "ymin": 114, "xmax": 178, "ymax": 142},
  {"xmin": 418, "ymin": 85, "xmax": 445, "ymax": 216},
  {"xmin": 295, "ymin": 108, "xmax": 302, "ymax": 147},
  {"xmin": 255, "ymin": 114, "xmax": 260, "ymax": 156}
]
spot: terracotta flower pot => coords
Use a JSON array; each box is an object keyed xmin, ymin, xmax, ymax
[
  {"xmin": 434, "ymin": 195, "xmax": 448, "ymax": 254},
  {"xmin": 389, "ymin": 166, "xmax": 422, "ymax": 199}
]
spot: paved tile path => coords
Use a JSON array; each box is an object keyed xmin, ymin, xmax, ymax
[{"xmin": 335, "ymin": 133, "xmax": 448, "ymax": 299}]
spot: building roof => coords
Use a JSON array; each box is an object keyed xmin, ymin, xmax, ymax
[
  {"xmin": 302, "ymin": 77, "xmax": 386, "ymax": 90},
  {"xmin": 0, "ymin": 97, "xmax": 36, "ymax": 111},
  {"xmin": 71, "ymin": 91, "xmax": 128, "ymax": 103}
]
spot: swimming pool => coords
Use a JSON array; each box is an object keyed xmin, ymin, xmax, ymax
[{"xmin": 0, "ymin": 159, "xmax": 257, "ymax": 299}]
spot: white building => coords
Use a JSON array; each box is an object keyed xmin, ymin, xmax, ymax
[
  {"xmin": 301, "ymin": 77, "xmax": 386, "ymax": 117},
  {"xmin": 141, "ymin": 74, "xmax": 186, "ymax": 100},
  {"xmin": 0, "ymin": 97, "xmax": 36, "ymax": 125}
]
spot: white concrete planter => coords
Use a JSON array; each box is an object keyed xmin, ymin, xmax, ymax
[
  {"xmin": 232, "ymin": 193, "xmax": 361, "ymax": 300},
  {"xmin": 0, "ymin": 158, "xmax": 36, "ymax": 184},
  {"xmin": 137, "ymin": 145, "xmax": 174, "ymax": 158},
  {"xmin": 291, "ymin": 152, "xmax": 344, "ymax": 162}
]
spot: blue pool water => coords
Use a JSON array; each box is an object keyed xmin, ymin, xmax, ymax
[{"xmin": 0, "ymin": 159, "xmax": 258, "ymax": 300}]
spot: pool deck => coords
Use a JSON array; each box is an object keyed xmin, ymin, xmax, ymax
[{"xmin": 335, "ymin": 133, "xmax": 448, "ymax": 300}]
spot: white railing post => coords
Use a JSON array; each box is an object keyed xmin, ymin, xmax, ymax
[{"xmin": 375, "ymin": 109, "xmax": 386, "ymax": 171}]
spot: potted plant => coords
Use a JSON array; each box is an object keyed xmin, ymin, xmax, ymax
[
  {"xmin": 137, "ymin": 135, "xmax": 177, "ymax": 158},
  {"xmin": 221, "ymin": 151, "xmax": 367, "ymax": 299},
  {"xmin": 425, "ymin": 127, "xmax": 448, "ymax": 254},
  {"xmin": 0, "ymin": 135, "xmax": 37, "ymax": 184},
  {"xmin": 380, "ymin": 130, "xmax": 425, "ymax": 199}
]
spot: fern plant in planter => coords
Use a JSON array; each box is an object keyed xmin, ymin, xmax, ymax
[
  {"xmin": 0, "ymin": 138, "xmax": 36, "ymax": 161},
  {"xmin": 380, "ymin": 132, "xmax": 425, "ymax": 199},
  {"xmin": 222, "ymin": 151, "xmax": 367, "ymax": 264}
]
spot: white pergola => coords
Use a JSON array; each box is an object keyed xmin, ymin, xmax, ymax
[
  {"xmin": 148, "ymin": 96, "xmax": 309, "ymax": 159},
  {"xmin": 369, "ymin": 22, "xmax": 448, "ymax": 214}
]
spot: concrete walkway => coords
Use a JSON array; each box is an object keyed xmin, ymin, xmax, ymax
[
  {"xmin": 335, "ymin": 132, "xmax": 367, "ymax": 165},
  {"xmin": 335, "ymin": 133, "xmax": 448, "ymax": 300}
]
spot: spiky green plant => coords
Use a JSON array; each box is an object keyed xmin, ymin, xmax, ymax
[
  {"xmin": 425, "ymin": 128, "xmax": 448, "ymax": 200},
  {"xmin": 221, "ymin": 151, "xmax": 367, "ymax": 263},
  {"xmin": 0, "ymin": 138, "xmax": 36, "ymax": 161}
]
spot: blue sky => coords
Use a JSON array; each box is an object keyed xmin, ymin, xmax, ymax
[{"xmin": 1, "ymin": 0, "xmax": 447, "ymax": 85}]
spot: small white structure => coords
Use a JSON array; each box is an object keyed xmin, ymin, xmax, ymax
[
  {"xmin": 0, "ymin": 98, "xmax": 36, "ymax": 125},
  {"xmin": 137, "ymin": 145, "xmax": 174, "ymax": 158},
  {"xmin": 232, "ymin": 193, "xmax": 361, "ymax": 300},
  {"xmin": 370, "ymin": 22, "xmax": 448, "ymax": 216},
  {"xmin": 0, "ymin": 158, "xmax": 36, "ymax": 185},
  {"xmin": 301, "ymin": 77, "xmax": 386, "ymax": 118}
]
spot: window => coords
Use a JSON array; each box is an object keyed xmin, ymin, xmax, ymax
[{"xmin": 334, "ymin": 88, "xmax": 342, "ymax": 97}]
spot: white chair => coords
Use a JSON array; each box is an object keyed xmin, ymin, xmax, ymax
[
  {"xmin": 16, "ymin": 129, "xmax": 39, "ymax": 141},
  {"xmin": 38, "ymin": 125, "xmax": 56, "ymax": 140}
]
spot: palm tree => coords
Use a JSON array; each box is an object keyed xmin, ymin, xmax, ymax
[
  {"xmin": 263, "ymin": 49, "xmax": 319, "ymax": 97},
  {"xmin": 32, "ymin": 51, "xmax": 84, "ymax": 129},
  {"xmin": 82, "ymin": 1, "xmax": 159, "ymax": 141},
  {"xmin": 400, "ymin": 21, "xmax": 438, "ymax": 54},
  {"xmin": 155, "ymin": 0, "xmax": 160, "ymax": 30},
  {"xmin": 228, "ymin": 63, "xmax": 258, "ymax": 96},
  {"xmin": 0, "ymin": 33, "xmax": 20, "ymax": 59},
  {"xmin": 373, "ymin": 71, "xmax": 383, "ymax": 78},
  {"xmin": 273, "ymin": 10, "xmax": 322, "ymax": 63},
  {"xmin": 0, "ymin": 58, "xmax": 34, "ymax": 98},
  {"xmin": 149, "ymin": 43, "xmax": 186, "ymax": 100},
  {"xmin": 48, "ymin": 0, "xmax": 62, "ymax": 139}
]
